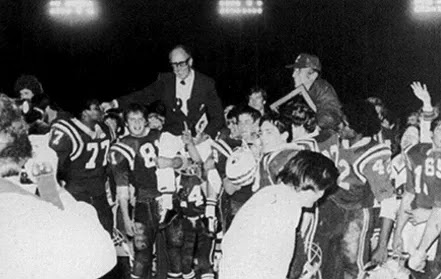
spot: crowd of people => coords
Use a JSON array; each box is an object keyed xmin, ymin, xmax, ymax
[{"xmin": 1, "ymin": 44, "xmax": 441, "ymax": 279}]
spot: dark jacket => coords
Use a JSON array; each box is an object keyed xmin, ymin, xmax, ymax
[
  {"xmin": 308, "ymin": 78, "xmax": 342, "ymax": 131},
  {"xmin": 118, "ymin": 71, "xmax": 224, "ymax": 138}
]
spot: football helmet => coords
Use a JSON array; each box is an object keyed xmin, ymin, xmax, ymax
[{"xmin": 226, "ymin": 146, "xmax": 258, "ymax": 187}]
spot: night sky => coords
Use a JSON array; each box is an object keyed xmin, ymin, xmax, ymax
[{"xmin": 1, "ymin": 0, "xmax": 441, "ymax": 121}]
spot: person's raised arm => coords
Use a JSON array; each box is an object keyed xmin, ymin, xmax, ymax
[{"xmin": 102, "ymin": 76, "xmax": 164, "ymax": 111}]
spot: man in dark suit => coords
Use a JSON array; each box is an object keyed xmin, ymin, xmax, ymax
[{"xmin": 102, "ymin": 45, "xmax": 224, "ymax": 138}]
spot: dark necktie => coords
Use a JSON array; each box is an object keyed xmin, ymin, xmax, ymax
[{"xmin": 180, "ymin": 80, "xmax": 186, "ymax": 85}]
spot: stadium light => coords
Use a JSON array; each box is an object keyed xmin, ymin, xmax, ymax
[
  {"xmin": 48, "ymin": 0, "xmax": 99, "ymax": 22},
  {"xmin": 414, "ymin": 0, "xmax": 441, "ymax": 13},
  {"xmin": 218, "ymin": 0, "xmax": 263, "ymax": 16}
]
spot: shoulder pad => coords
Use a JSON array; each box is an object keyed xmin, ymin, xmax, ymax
[{"xmin": 50, "ymin": 119, "xmax": 84, "ymax": 160}]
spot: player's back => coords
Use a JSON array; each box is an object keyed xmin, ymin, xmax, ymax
[
  {"xmin": 178, "ymin": 169, "xmax": 207, "ymax": 217},
  {"xmin": 110, "ymin": 129, "xmax": 161, "ymax": 200},
  {"xmin": 405, "ymin": 142, "xmax": 441, "ymax": 209},
  {"xmin": 330, "ymin": 138, "xmax": 393, "ymax": 210},
  {"xmin": 49, "ymin": 118, "xmax": 111, "ymax": 196}
]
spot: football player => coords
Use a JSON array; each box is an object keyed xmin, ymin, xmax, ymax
[
  {"xmin": 165, "ymin": 128, "xmax": 216, "ymax": 279},
  {"xmin": 49, "ymin": 98, "xmax": 114, "ymax": 234},
  {"xmin": 214, "ymin": 105, "xmax": 262, "ymax": 232},
  {"xmin": 108, "ymin": 103, "xmax": 163, "ymax": 279},
  {"xmin": 393, "ymin": 116, "xmax": 441, "ymax": 278},
  {"xmin": 315, "ymin": 100, "xmax": 396, "ymax": 279}
]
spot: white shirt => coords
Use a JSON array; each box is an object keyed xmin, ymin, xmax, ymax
[
  {"xmin": 0, "ymin": 179, "xmax": 116, "ymax": 279},
  {"xmin": 219, "ymin": 184, "xmax": 302, "ymax": 279},
  {"xmin": 175, "ymin": 70, "xmax": 195, "ymax": 115}
]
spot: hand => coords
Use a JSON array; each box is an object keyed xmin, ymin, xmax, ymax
[
  {"xmin": 123, "ymin": 217, "xmax": 135, "ymax": 238},
  {"xmin": 100, "ymin": 101, "xmax": 115, "ymax": 112},
  {"xmin": 410, "ymin": 82, "xmax": 431, "ymax": 107},
  {"xmin": 223, "ymin": 178, "xmax": 241, "ymax": 195},
  {"xmin": 31, "ymin": 161, "xmax": 54, "ymax": 177},
  {"xmin": 371, "ymin": 245, "xmax": 388, "ymax": 266},
  {"xmin": 408, "ymin": 248, "xmax": 427, "ymax": 272},
  {"xmin": 406, "ymin": 208, "xmax": 431, "ymax": 225},
  {"xmin": 182, "ymin": 122, "xmax": 194, "ymax": 145}
]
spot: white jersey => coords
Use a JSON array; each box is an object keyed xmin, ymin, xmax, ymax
[{"xmin": 220, "ymin": 184, "xmax": 302, "ymax": 279}]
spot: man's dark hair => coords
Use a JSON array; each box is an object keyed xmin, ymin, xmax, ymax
[
  {"xmin": 248, "ymin": 86, "xmax": 268, "ymax": 102},
  {"xmin": 14, "ymin": 75, "xmax": 44, "ymax": 97},
  {"xmin": 70, "ymin": 99, "xmax": 100, "ymax": 120},
  {"xmin": 237, "ymin": 105, "xmax": 261, "ymax": 122},
  {"xmin": 260, "ymin": 112, "xmax": 293, "ymax": 142},
  {"xmin": 279, "ymin": 95, "xmax": 317, "ymax": 133},
  {"xmin": 104, "ymin": 110, "xmax": 125, "ymax": 137},
  {"xmin": 277, "ymin": 150, "xmax": 339, "ymax": 192},
  {"xmin": 343, "ymin": 100, "xmax": 381, "ymax": 137},
  {"xmin": 123, "ymin": 103, "xmax": 148, "ymax": 122}
]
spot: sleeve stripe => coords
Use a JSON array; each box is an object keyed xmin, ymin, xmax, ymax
[
  {"xmin": 211, "ymin": 140, "xmax": 233, "ymax": 159},
  {"xmin": 114, "ymin": 142, "xmax": 136, "ymax": 159},
  {"xmin": 353, "ymin": 144, "xmax": 391, "ymax": 183},
  {"xmin": 110, "ymin": 145, "xmax": 135, "ymax": 171},
  {"xmin": 52, "ymin": 121, "xmax": 82, "ymax": 160},
  {"xmin": 59, "ymin": 119, "xmax": 85, "ymax": 161},
  {"xmin": 293, "ymin": 138, "xmax": 319, "ymax": 152}
]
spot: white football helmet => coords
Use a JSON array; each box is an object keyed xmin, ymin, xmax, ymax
[{"xmin": 226, "ymin": 146, "xmax": 258, "ymax": 187}]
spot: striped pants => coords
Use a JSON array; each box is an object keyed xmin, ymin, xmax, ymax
[{"xmin": 315, "ymin": 199, "xmax": 374, "ymax": 279}]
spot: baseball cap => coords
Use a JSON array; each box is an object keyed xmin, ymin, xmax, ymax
[{"xmin": 286, "ymin": 53, "xmax": 322, "ymax": 71}]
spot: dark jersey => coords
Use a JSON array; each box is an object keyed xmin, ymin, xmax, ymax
[
  {"xmin": 315, "ymin": 129, "xmax": 340, "ymax": 160},
  {"xmin": 373, "ymin": 127, "xmax": 395, "ymax": 149},
  {"xmin": 109, "ymin": 130, "xmax": 161, "ymax": 200},
  {"xmin": 177, "ymin": 171, "xmax": 207, "ymax": 217},
  {"xmin": 49, "ymin": 118, "xmax": 111, "ymax": 196},
  {"xmin": 330, "ymin": 138, "xmax": 394, "ymax": 210},
  {"xmin": 259, "ymin": 140, "xmax": 319, "ymax": 189},
  {"xmin": 405, "ymin": 143, "xmax": 441, "ymax": 209}
]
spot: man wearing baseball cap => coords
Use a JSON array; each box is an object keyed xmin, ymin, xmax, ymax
[{"xmin": 286, "ymin": 53, "xmax": 342, "ymax": 131}]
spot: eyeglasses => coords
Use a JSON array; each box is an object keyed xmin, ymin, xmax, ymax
[{"xmin": 170, "ymin": 58, "xmax": 190, "ymax": 68}]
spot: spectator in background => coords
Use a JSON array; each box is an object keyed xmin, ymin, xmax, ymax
[
  {"xmin": 286, "ymin": 53, "xmax": 342, "ymax": 131},
  {"xmin": 367, "ymin": 97, "xmax": 398, "ymax": 152},
  {"xmin": 247, "ymin": 86, "xmax": 268, "ymax": 117},
  {"xmin": 14, "ymin": 75, "xmax": 44, "ymax": 118},
  {"xmin": 14, "ymin": 74, "xmax": 44, "ymax": 101},
  {"xmin": 101, "ymin": 45, "xmax": 224, "ymax": 139}
]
